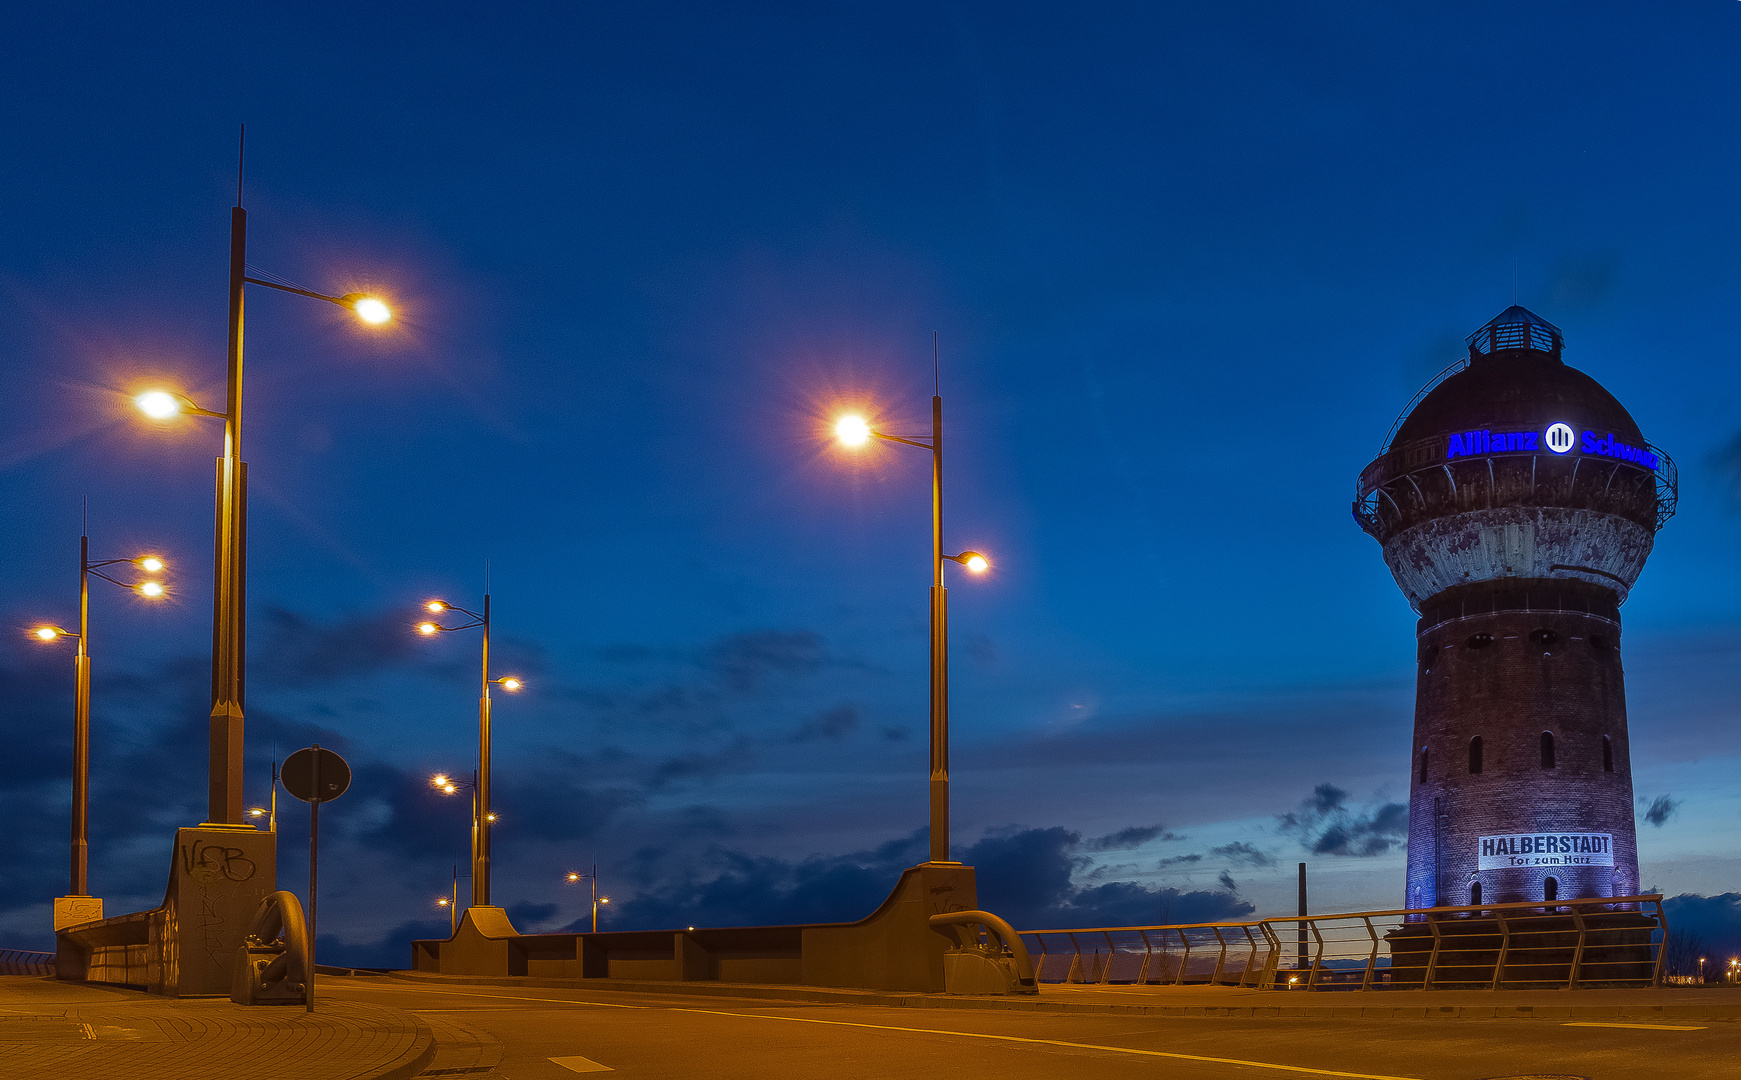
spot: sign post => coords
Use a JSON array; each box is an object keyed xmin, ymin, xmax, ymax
[{"xmin": 280, "ymin": 744, "xmax": 351, "ymax": 1012}]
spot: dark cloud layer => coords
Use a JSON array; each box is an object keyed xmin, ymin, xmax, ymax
[{"xmin": 1277, "ymin": 784, "xmax": 1408, "ymax": 858}]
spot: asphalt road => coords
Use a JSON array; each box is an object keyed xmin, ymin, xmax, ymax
[{"xmin": 322, "ymin": 979, "xmax": 1737, "ymax": 1080}]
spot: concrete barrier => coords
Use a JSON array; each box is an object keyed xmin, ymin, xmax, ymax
[
  {"xmin": 56, "ymin": 823, "xmax": 275, "ymax": 996},
  {"xmin": 413, "ymin": 862, "xmax": 986, "ymax": 993}
]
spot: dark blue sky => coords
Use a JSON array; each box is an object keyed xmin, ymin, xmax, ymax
[{"xmin": 4, "ymin": 2, "xmax": 1740, "ymax": 959}]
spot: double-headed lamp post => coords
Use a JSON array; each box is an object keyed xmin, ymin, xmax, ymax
[
  {"xmin": 420, "ymin": 597, "xmax": 522, "ymax": 907},
  {"xmin": 565, "ymin": 868, "xmax": 610, "ymax": 933},
  {"xmin": 831, "ymin": 401, "xmax": 990, "ymax": 865},
  {"xmin": 133, "ymin": 196, "xmax": 390, "ymax": 825},
  {"xmin": 32, "ymin": 543, "xmax": 169, "ymax": 897}
]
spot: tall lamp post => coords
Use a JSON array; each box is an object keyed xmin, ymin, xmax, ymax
[
  {"xmin": 565, "ymin": 867, "xmax": 610, "ymax": 932},
  {"xmin": 830, "ymin": 398, "xmax": 990, "ymax": 865},
  {"xmin": 134, "ymin": 199, "xmax": 390, "ymax": 825},
  {"xmin": 431, "ymin": 771, "xmax": 499, "ymax": 911},
  {"xmin": 420, "ymin": 598, "xmax": 523, "ymax": 907},
  {"xmin": 32, "ymin": 540, "xmax": 170, "ymax": 901}
]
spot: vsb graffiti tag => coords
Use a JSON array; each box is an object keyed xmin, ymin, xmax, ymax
[{"xmin": 181, "ymin": 840, "xmax": 257, "ymax": 885}]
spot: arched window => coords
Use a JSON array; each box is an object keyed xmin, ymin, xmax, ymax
[
  {"xmin": 1469, "ymin": 736, "xmax": 1483, "ymax": 774},
  {"xmin": 1602, "ymin": 735, "xmax": 1613, "ymax": 773},
  {"xmin": 1540, "ymin": 732, "xmax": 1555, "ymax": 770},
  {"xmin": 1544, "ymin": 876, "xmax": 1559, "ymax": 902},
  {"xmin": 1470, "ymin": 881, "xmax": 1482, "ymax": 907},
  {"xmin": 1419, "ymin": 747, "xmax": 1429, "ymax": 784}
]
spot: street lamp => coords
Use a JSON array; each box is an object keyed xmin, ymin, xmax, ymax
[
  {"xmin": 420, "ymin": 597, "xmax": 522, "ymax": 907},
  {"xmin": 132, "ymin": 195, "xmax": 390, "ymax": 825},
  {"xmin": 565, "ymin": 866, "xmax": 611, "ymax": 933},
  {"xmin": 829, "ymin": 392, "xmax": 991, "ymax": 864},
  {"xmin": 31, "ymin": 539, "xmax": 170, "ymax": 897}
]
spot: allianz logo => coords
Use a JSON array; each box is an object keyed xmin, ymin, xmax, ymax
[{"xmin": 1445, "ymin": 422, "xmax": 1660, "ymax": 471}]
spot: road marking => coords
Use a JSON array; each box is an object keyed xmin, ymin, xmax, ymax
[
  {"xmin": 667, "ymin": 1007, "xmax": 1423, "ymax": 1079},
  {"xmin": 344, "ymin": 984, "xmax": 1420, "ymax": 1078},
  {"xmin": 1562, "ymin": 1021, "xmax": 1707, "ymax": 1031},
  {"xmin": 340, "ymin": 985, "xmax": 649, "ymax": 1010},
  {"xmin": 550, "ymin": 1056, "xmax": 614, "ymax": 1073}
]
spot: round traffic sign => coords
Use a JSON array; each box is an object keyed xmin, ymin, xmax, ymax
[{"xmin": 281, "ymin": 746, "xmax": 352, "ymax": 804}]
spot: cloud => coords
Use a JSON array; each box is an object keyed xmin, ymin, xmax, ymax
[
  {"xmin": 791, "ymin": 705, "xmax": 858, "ymax": 742},
  {"xmin": 1277, "ymin": 783, "xmax": 1408, "ymax": 857},
  {"xmin": 1155, "ymin": 853, "xmax": 1203, "ymax": 869},
  {"xmin": 1643, "ymin": 795, "xmax": 1681, "ymax": 827},
  {"xmin": 249, "ymin": 605, "xmax": 439, "ymax": 687},
  {"xmin": 1661, "ymin": 893, "xmax": 1741, "ymax": 966},
  {"xmin": 1712, "ymin": 431, "xmax": 1741, "ymax": 509},
  {"xmin": 1210, "ymin": 841, "xmax": 1278, "ymax": 868},
  {"xmin": 592, "ymin": 824, "xmax": 1252, "ymax": 936},
  {"xmin": 1083, "ymin": 825, "xmax": 1176, "ymax": 852}
]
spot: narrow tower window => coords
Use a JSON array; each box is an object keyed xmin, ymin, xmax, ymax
[
  {"xmin": 1602, "ymin": 735, "xmax": 1613, "ymax": 773},
  {"xmin": 1469, "ymin": 736, "xmax": 1483, "ymax": 775},
  {"xmin": 1540, "ymin": 732, "xmax": 1556, "ymax": 770},
  {"xmin": 1419, "ymin": 747, "xmax": 1429, "ymax": 784},
  {"xmin": 1544, "ymin": 876, "xmax": 1559, "ymax": 902},
  {"xmin": 1470, "ymin": 882, "xmax": 1482, "ymax": 907}
]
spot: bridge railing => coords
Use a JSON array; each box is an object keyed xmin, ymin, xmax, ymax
[
  {"xmin": 0, "ymin": 949, "xmax": 55, "ymax": 976},
  {"xmin": 1019, "ymin": 894, "xmax": 1665, "ymax": 991}
]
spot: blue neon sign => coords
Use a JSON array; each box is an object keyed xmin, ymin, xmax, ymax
[{"xmin": 1445, "ymin": 424, "xmax": 1659, "ymax": 471}]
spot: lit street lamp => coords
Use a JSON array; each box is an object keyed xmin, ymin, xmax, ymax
[
  {"xmin": 565, "ymin": 867, "xmax": 610, "ymax": 933},
  {"xmin": 31, "ymin": 538, "xmax": 169, "ymax": 897},
  {"xmin": 420, "ymin": 595, "xmax": 522, "ymax": 906},
  {"xmin": 830, "ymin": 382, "xmax": 990, "ymax": 865},
  {"xmin": 435, "ymin": 862, "xmax": 459, "ymax": 935},
  {"xmin": 133, "ymin": 193, "xmax": 390, "ymax": 825}
]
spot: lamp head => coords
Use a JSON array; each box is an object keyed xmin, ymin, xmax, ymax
[
  {"xmin": 247, "ymin": 807, "xmax": 266, "ymax": 818},
  {"xmin": 341, "ymin": 294, "xmax": 393, "ymax": 325},
  {"xmin": 443, "ymin": 783, "xmax": 458, "ymax": 794},
  {"xmin": 436, "ymin": 897, "xmax": 450, "ymax": 907},
  {"xmin": 567, "ymin": 872, "xmax": 580, "ymax": 882},
  {"xmin": 834, "ymin": 414, "xmax": 872, "ymax": 447},
  {"xmin": 137, "ymin": 581, "xmax": 165, "ymax": 599},
  {"xmin": 32, "ymin": 626, "xmax": 62, "ymax": 641},
  {"xmin": 425, "ymin": 601, "xmax": 448, "ymax": 613},
  {"xmin": 498, "ymin": 676, "xmax": 523, "ymax": 692},
  {"xmin": 136, "ymin": 556, "xmax": 165, "ymax": 573},
  {"xmin": 135, "ymin": 390, "xmax": 182, "ymax": 419},
  {"xmin": 417, "ymin": 622, "xmax": 440, "ymax": 636},
  {"xmin": 599, "ymin": 897, "xmax": 610, "ymax": 905},
  {"xmin": 948, "ymin": 551, "xmax": 991, "ymax": 574},
  {"xmin": 485, "ymin": 812, "xmax": 498, "ymax": 823}
]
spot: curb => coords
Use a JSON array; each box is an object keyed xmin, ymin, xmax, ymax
[
  {"xmin": 380, "ymin": 972, "xmax": 1741, "ymax": 1022},
  {"xmin": 374, "ymin": 1014, "xmax": 438, "ymax": 1080}
]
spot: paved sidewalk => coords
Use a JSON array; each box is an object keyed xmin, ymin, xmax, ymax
[
  {"xmin": 386, "ymin": 969, "xmax": 1741, "ymax": 1022},
  {"xmin": 0, "ymin": 975, "xmax": 435, "ymax": 1080}
]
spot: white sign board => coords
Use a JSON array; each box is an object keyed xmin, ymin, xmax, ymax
[{"xmin": 1478, "ymin": 833, "xmax": 1613, "ymax": 871}]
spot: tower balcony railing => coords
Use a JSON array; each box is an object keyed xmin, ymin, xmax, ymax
[
  {"xmin": 1354, "ymin": 431, "xmax": 1677, "ymax": 539},
  {"xmin": 1020, "ymin": 893, "xmax": 1667, "ymax": 992}
]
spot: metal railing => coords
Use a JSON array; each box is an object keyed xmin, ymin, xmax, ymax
[
  {"xmin": 0, "ymin": 949, "xmax": 56, "ymax": 976},
  {"xmin": 1020, "ymin": 894, "xmax": 1665, "ymax": 991}
]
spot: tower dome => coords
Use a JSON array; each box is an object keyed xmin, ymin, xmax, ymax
[{"xmin": 1356, "ymin": 305, "xmax": 1674, "ymax": 607}]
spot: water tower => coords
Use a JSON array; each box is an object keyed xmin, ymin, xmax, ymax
[{"xmin": 1354, "ymin": 305, "xmax": 1675, "ymax": 908}]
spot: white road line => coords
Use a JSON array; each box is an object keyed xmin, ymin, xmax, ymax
[
  {"xmin": 667, "ymin": 1007, "xmax": 1425, "ymax": 1080},
  {"xmin": 1563, "ymin": 1021, "xmax": 1707, "ymax": 1031},
  {"xmin": 346, "ymin": 984, "xmax": 1423, "ymax": 1079}
]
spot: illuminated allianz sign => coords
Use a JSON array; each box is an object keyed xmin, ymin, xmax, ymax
[
  {"xmin": 1477, "ymin": 832, "xmax": 1614, "ymax": 871},
  {"xmin": 1445, "ymin": 424, "xmax": 1660, "ymax": 471}
]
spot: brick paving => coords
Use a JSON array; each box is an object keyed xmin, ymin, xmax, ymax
[{"xmin": 0, "ymin": 975, "xmax": 433, "ymax": 1080}]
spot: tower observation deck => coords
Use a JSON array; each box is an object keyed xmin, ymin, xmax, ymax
[{"xmin": 1354, "ymin": 305, "xmax": 1675, "ymax": 910}]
